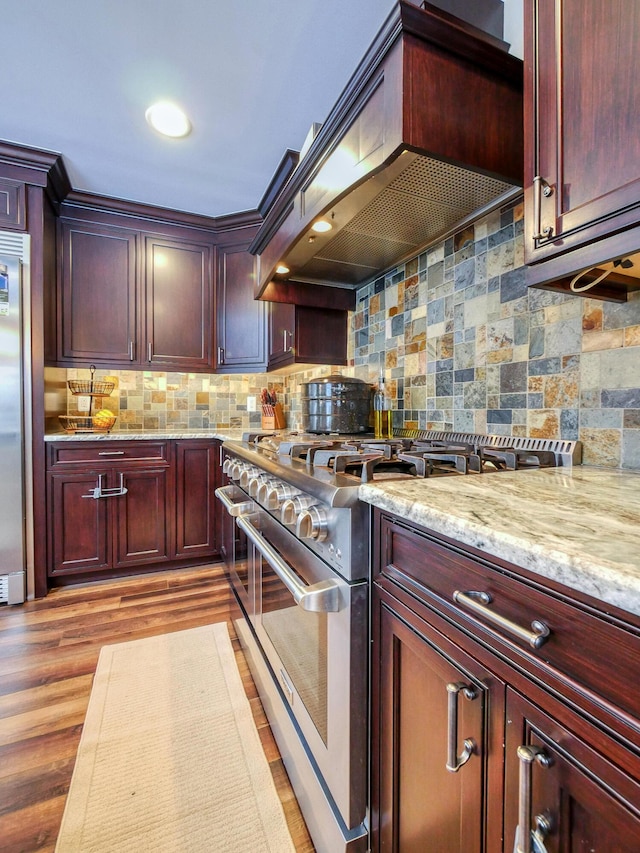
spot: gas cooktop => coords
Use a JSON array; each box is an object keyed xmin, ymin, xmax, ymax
[{"xmin": 236, "ymin": 430, "xmax": 582, "ymax": 486}]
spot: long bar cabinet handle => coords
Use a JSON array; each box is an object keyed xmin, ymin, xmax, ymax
[
  {"xmin": 453, "ymin": 590, "xmax": 550, "ymax": 649},
  {"xmin": 98, "ymin": 450, "xmax": 125, "ymax": 456},
  {"xmin": 147, "ymin": 342, "xmax": 153, "ymax": 362},
  {"xmin": 217, "ymin": 346, "xmax": 225, "ymax": 365},
  {"xmin": 128, "ymin": 340, "xmax": 134, "ymax": 361},
  {"xmin": 516, "ymin": 745, "xmax": 552, "ymax": 853},
  {"xmin": 445, "ymin": 681, "xmax": 477, "ymax": 772},
  {"xmin": 236, "ymin": 513, "xmax": 341, "ymax": 613},
  {"xmin": 532, "ymin": 175, "xmax": 554, "ymax": 241}
]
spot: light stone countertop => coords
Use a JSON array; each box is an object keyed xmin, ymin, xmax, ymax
[
  {"xmin": 44, "ymin": 429, "xmax": 246, "ymax": 442},
  {"xmin": 360, "ymin": 466, "xmax": 640, "ymax": 619}
]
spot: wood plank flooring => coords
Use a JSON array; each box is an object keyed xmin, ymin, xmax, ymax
[{"xmin": 0, "ymin": 565, "xmax": 315, "ymax": 853}]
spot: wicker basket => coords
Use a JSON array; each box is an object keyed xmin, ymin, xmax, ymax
[
  {"xmin": 58, "ymin": 414, "xmax": 117, "ymax": 433},
  {"xmin": 67, "ymin": 378, "xmax": 115, "ymax": 396}
]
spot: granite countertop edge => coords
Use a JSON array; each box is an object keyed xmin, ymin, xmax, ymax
[
  {"xmin": 44, "ymin": 429, "xmax": 245, "ymax": 442},
  {"xmin": 359, "ymin": 466, "xmax": 640, "ymax": 620}
]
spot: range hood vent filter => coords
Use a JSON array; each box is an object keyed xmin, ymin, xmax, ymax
[{"xmin": 308, "ymin": 156, "xmax": 514, "ymax": 281}]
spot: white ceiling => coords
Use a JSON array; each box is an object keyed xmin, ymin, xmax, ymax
[{"xmin": 3, "ymin": 1, "xmax": 522, "ymax": 219}]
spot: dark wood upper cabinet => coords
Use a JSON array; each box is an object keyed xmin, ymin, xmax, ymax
[
  {"xmin": 525, "ymin": 0, "xmax": 640, "ymax": 301},
  {"xmin": 267, "ymin": 302, "xmax": 347, "ymax": 371},
  {"xmin": 55, "ymin": 213, "xmax": 216, "ymax": 371},
  {"xmin": 144, "ymin": 235, "xmax": 213, "ymax": 370},
  {"xmin": 215, "ymin": 231, "xmax": 266, "ymax": 372},
  {"xmin": 58, "ymin": 220, "xmax": 138, "ymax": 364}
]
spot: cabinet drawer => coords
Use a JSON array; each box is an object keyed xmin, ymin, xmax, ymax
[
  {"xmin": 378, "ymin": 513, "xmax": 640, "ymax": 728},
  {"xmin": 47, "ymin": 441, "xmax": 170, "ymax": 467}
]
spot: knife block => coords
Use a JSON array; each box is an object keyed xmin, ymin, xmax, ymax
[{"xmin": 261, "ymin": 402, "xmax": 286, "ymax": 430}]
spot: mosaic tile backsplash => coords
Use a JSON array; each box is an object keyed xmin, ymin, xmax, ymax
[{"xmin": 57, "ymin": 197, "xmax": 640, "ymax": 469}]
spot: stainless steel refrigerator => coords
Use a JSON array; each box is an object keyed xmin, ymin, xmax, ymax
[{"xmin": 0, "ymin": 232, "xmax": 30, "ymax": 605}]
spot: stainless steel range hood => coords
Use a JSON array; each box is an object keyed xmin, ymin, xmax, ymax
[{"xmin": 251, "ymin": 0, "xmax": 523, "ymax": 296}]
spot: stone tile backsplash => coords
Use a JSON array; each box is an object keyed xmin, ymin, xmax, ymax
[
  {"xmin": 349, "ymin": 198, "xmax": 640, "ymax": 469},
  {"xmin": 58, "ymin": 196, "xmax": 640, "ymax": 469}
]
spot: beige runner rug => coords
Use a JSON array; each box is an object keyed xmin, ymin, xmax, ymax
[{"xmin": 55, "ymin": 623, "xmax": 295, "ymax": 852}]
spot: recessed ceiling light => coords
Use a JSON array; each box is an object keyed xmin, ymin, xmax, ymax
[
  {"xmin": 311, "ymin": 219, "xmax": 333, "ymax": 233},
  {"xmin": 275, "ymin": 263, "xmax": 290, "ymax": 275},
  {"xmin": 145, "ymin": 101, "xmax": 192, "ymax": 138}
]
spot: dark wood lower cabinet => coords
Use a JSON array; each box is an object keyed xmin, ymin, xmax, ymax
[
  {"xmin": 113, "ymin": 467, "xmax": 171, "ymax": 568},
  {"xmin": 371, "ymin": 509, "xmax": 640, "ymax": 853},
  {"xmin": 373, "ymin": 590, "xmax": 504, "ymax": 853},
  {"xmin": 46, "ymin": 438, "xmax": 221, "ymax": 584},
  {"xmin": 174, "ymin": 439, "xmax": 220, "ymax": 558},
  {"xmin": 504, "ymin": 690, "xmax": 640, "ymax": 853},
  {"xmin": 48, "ymin": 470, "xmax": 110, "ymax": 575}
]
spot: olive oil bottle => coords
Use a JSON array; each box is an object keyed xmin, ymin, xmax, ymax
[{"xmin": 373, "ymin": 373, "xmax": 392, "ymax": 438}]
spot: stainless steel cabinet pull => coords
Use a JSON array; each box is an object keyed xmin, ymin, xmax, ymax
[
  {"xmin": 214, "ymin": 485, "xmax": 254, "ymax": 517},
  {"xmin": 236, "ymin": 513, "xmax": 341, "ymax": 613},
  {"xmin": 82, "ymin": 473, "xmax": 105, "ymax": 500},
  {"xmin": 453, "ymin": 590, "xmax": 550, "ymax": 649},
  {"xmin": 98, "ymin": 450, "xmax": 125, "ymax": 456},
  {"xmin": 516, "ymin": 745, "xmax": 552, "ymax": 853},
  {"xmin": 532, "ymin": 175, "xmax": 554, "ymax": 242},
  {"xmin": 147, "ymin": 342, "xmax": 152, "ymax": 362},
  {"xmin": 82, "ymin": 473, "xmax": 128, "ymax": 499},
  {"xmin": 217, "ymin": 346, "xmax": 225, "ymax": 365},
  {"xmin": 445, "ymin": 681, "xmax": 477, "ymax": 772},
  {"xmin": 128, "ymin": 340, "xmax": 134, "ymax": 361}
]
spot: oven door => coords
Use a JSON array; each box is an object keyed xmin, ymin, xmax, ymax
[
  {"xmin": 236, "ymin": 509, "xmax": 368, "ymax": 830},
  {"xmin": 215, "ymin": 485, "xmax": 255, "ymax": 619}
]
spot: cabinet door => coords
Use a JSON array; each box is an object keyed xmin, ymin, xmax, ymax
[
  {"xmin": 216, "ymin": 242, "xmax": 266, "ymax": 371},
  {"xmin": 144, "ymin": 235, "xmax": 213, "ymax": 370},
  {"xmin": 112, "ymin": 467, "xmax": 171, "ymax": 568},
  {"xmin": 504, "ymin": 689, "xmax": 640, "ymax": 853},
  {"xmin": 59, "ymin": 220, "xmax": 138, "ymax": 364},
  {"xmin": 294, "ymin": 306, "xmax": 347, "ymax": 365},
  {"xmin": 525, "ymin": 0, "xmax": 640, "ymax": 264},
  {"xmin": 372, "ymin": 588, "xmax": 504, "ymax": 853},
  {"xmin": 267, "ymin": 301, "xmax": 295, "ymax": 368},
  {"xmin": 174, "ymin": 440, "xmax": 220, "ymax": 559},
  {"xmin": 267, "ymin": 303, "xmax": 347, "ymax": 370},
  {"xmin": 47, "ymin": 470, "xmax": 110, "ymax": 576}
]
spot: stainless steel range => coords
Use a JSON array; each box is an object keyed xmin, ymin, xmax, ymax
[{"xmin": 215, "ymin": 430, "xmax": 581, "ymax": 853}]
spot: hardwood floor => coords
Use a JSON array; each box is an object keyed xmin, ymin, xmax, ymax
[{"xmin": 0, "ymin": 564, "xmax": 315, "ymax": 853}]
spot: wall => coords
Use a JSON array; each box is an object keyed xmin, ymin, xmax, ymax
[{"xmin": 347, "ymin": 198, "xmax": 640, "ymax": 469}]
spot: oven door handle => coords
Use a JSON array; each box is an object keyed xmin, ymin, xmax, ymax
[
  {"xmin": 215, "ymin": 485, "xmax": 255, "ymax": 517},
  {"xmin": 236, "ymin": 514, "xmax": 342, "ymax": 613}
]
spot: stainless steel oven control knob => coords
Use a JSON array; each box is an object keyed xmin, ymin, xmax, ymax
[
  {"xmin": 280, "ymin": 494, "xmax": 314, "ymax": 525},
  {"xmin": 222, "ymin": 457, "xmax": 233, "ymax": 476},
  {"xmin": 239, "ymin": 465, "xmax": 260, "ymax": 488},
  {"xmin": 296, "ymin": 505, "xmax": 329, "ymax": 542},
  {"xmin": 256, "ymin": 478, "xmax": 279, "ymax": 505},
  {"xmin": 229, "ymin": 460, "xmax": 246, "ymax": 481},
  {"xmin": 264, "ymin": 482, "xmax": 300, "ymax": 510},
  {"xmin": 247, "ymin": 472, "xmax": 272, "ymax": 497}
]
